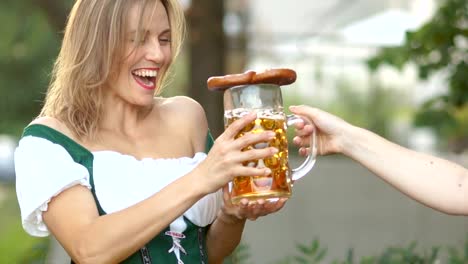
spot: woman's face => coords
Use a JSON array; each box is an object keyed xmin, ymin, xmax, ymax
[{"xmin": 110, "ymin": 1, "xmax": 172, "ymax": 106}]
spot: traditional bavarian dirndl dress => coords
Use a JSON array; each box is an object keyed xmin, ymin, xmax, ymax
[{"xmin": 15, "ymin": 124, "xmax": 222, "ymax": 263}]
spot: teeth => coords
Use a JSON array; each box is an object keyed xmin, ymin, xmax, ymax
[{"xmin": 133, "ymin": 69, "xmax": 158, "ymax": 77}]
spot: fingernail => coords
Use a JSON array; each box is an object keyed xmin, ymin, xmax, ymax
[
  {"xmin": 290, "ymin": 105, "xmax": 299, "ymax": 111},
  {"xmin": 264, "ymin": 168, "xmax": 272, "ymax": 175},
  {"xmin": 271, "ymin": 148, "xmax": 278, "ymax": 154}
]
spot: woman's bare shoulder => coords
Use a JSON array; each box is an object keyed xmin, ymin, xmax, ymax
[
  {"xmin": 154, "ymin": 96, "xmax": 209, "ymax": 150},
  {"xmin": 156, "ymin": 96, "xmax": 206, "ymax": 120},
  {"xmin": 157, "ymin": 96, "xmax": 202, "ymax": 107},
  {"xmin": 29, "ymin": 116, "xmax": 74, "ymax": 137}
]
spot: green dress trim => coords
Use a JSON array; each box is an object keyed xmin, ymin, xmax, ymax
[{"xmin": 22, "ymin": 124, "xmax": 214, "ymax": 264}]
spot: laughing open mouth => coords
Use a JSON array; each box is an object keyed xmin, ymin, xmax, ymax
[{"xmin": 132, "ymin": 69, "xmax": 158, "ymax": 90}]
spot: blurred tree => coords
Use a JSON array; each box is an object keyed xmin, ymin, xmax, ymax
[
  {"xmin": 367, "ymin": 0, "xmax": 468, "ymax": 153},
  {"xmin": 36, "ymin": 0, "xmax": 70, "ymax": 31},
  {"xmin": 0, "ymin": 1, "xmax": 71, "ymax": 137},
  {"xmin": 187, "ymin": 0, "xmax": 225, "ymax": 137}
]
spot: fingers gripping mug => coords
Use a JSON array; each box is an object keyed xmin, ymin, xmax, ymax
[{"xmin": 207, "ymin": 68, "xmax": 317, "ymax": 204}]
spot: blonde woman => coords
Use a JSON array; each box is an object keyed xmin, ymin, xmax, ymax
[
  {"xmin": 14, "ymin": 1, "xmax": 285, "ymax": 263},
  {"xmin": 290, "ymin": 105, "xmax": 468, "ymax": 216}
]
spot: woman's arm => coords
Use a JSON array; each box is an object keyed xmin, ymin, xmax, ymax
[
  {"xmin": 185, "ymin": 98, "xmax": 247, "ymax": 262},
  {"xmin": 43, "ymin": 172, "xmax": 208, "ymax": 264},
  {"xmin": 289, "ymin": 105, "xmax": 468, "ymax": 216},
  {"xmin": 186, "ymin": 97, "xmax": 247, "ymax": 262},
  {"xmin": 38, "ymin": 102, "xmax": 277, "ymax": 264},
  {"xmin": 205, "ymin": 187, "xmax": 247, "ymax": 264},
  {"xmin": 185, "ymin": 97, "xmax": 287, "ymax": 262},
  {"xmin": 205, "ymin": 186, "xmax": 286, "ymax": 263},
  {"xmin": 345, "ymin": 125, "xmax": 468, "ymax": 215}
]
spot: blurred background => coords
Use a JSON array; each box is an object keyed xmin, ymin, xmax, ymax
[{"xmin": 0, "ymin": 0, "xmax": 467, "ymax": 263}]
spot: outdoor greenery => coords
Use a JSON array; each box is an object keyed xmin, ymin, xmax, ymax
[
  {"xmin": 0, "ymin": 1, "xmax": 63, "ymax": 137},
  {"xmin": 367, "ymin": 0, "xmax": 468, "ymax": 152},
  {"xmin": 226, "ymin": 238, "xmax": 468, "ymax": 264},
  {"xmin": 0, "ymin": 185, "xmax": 49, "ymax": 264},
  {"xmin": 284, "ymin": 77, "xmax": 412, "ymax": 143}
]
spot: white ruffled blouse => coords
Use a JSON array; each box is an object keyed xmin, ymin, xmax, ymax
[{"xmin": 15, "ymin": 135, "xmax": 222, "ymax": 239}]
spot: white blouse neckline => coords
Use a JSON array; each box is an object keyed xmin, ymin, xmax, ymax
[{"xmin": 91, "ymin": 150, "xmax": 207, "ymax": 163}]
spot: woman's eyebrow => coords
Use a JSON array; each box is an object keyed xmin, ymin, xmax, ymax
[
  {"xmin": 127, "ymin": 28, "xmax": 170, "ymax": 35},
  {"xmin": 159, "ymin": 28, "xmax": 171, "ymax": 35}
]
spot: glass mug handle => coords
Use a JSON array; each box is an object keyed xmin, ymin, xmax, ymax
[{"xmin": 286, "ymin": 114, "xmax": 317, "ymax": 181}]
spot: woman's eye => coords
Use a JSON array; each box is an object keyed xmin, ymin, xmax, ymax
[{"xmin": 159, "ymin": 38, "xmax": 171, "ymax": 44}]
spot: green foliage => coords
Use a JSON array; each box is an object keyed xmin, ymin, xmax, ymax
[
  {"xmin": 276, "ymin": 240, "xmax": 442, "ymax": 264},
  {"xmin": 339, "ymin": 242, "xmax": 441, "ymax": 264},
  {"xmin": 447, "ymin": 242, "xmax": 468, "ymax": 263},
  {"xmin": 333, "ymin": 78, "xmax": 410, "ymax": 139},
  {"xmin": 227, "ymin": 237, "xmax": 468, "ymax": 264},
  {"xmin": 275, "ymin": 239, "xmax": 327, "ymax": 264},
  {"xmin": 225, "ymin": 242, "xmax": 253, "ymax": 264},
  {"xmin": 0, "ymin": 185, "xmax": 49, "ymax": 263},
  {"xmin": 0, "ymin": 2, "xmax": 62, "ymax": 137},
  {"xmin": 284, "ymin": 78, "xmax": 410, "ymax": 141},
  {"xmin": 367, "ymin": 0, "xmax": 468, "ymax": 152}
]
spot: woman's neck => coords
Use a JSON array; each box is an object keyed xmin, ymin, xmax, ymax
[{"xmin": 99, "ymin": 95, "xmax": 155, "ymax": 136}]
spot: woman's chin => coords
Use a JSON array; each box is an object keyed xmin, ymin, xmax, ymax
[
  {"xmin": 138, "ymin": 97, "xmax": 156, "ymax": 107},
  {"xmin": 127, "ymin": 95, "xmax": 155, "ymax": 108}
]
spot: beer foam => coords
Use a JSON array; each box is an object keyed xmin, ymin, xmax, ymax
[{"xmin": 225, "ymin": 108, "xmax": 285, "ymax": 120}]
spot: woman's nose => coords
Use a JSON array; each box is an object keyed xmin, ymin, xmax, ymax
[{"xmin": 145, "ymin": 39, "xmax": 165, "ymax": 62}]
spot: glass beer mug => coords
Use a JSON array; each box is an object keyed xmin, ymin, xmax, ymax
[{"xmin": 207, "ymin": 69, "xmax": 317, "ymax": 204}]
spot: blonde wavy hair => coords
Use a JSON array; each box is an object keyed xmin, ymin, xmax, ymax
[{"xmin": 40, "ymin": 0, "xmax": 185, "ymax": 139}]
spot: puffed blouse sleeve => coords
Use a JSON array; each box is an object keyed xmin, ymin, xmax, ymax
[{"xmin": 14, "ymin": 136, "xmax": 91, "ymax": 237}]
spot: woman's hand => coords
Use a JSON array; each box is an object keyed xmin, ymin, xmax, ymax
[
  {"xmin": 206, "ymin": 185, "xmax": 287, "ymax": 262},
  {"xmin": 194, "ymin": 112, "xmax": 278, "ymax": 195},
  {"xmin": 217, "ymin": 185, "xmax": 287, "ymax": 223},
  {"xmin": 289, "ymin": 105, "xmax": 353, "ymax": 156}
]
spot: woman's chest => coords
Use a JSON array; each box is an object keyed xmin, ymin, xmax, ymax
[
  {"xmin": 85, "ymin": 130, "xmax": 194, "ymax": 160},
  {"xmin": 90, "ymin": 151, "xmax": 206, "ymax": 214}
]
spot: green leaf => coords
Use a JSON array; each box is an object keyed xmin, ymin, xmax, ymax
[
  {"xmin": 366, "ymin": 0, "xmax": 468, "ymax": 152},
  {"xmin": 314, "ymin": 249, "xmax": 327, "ymax": 262}
]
